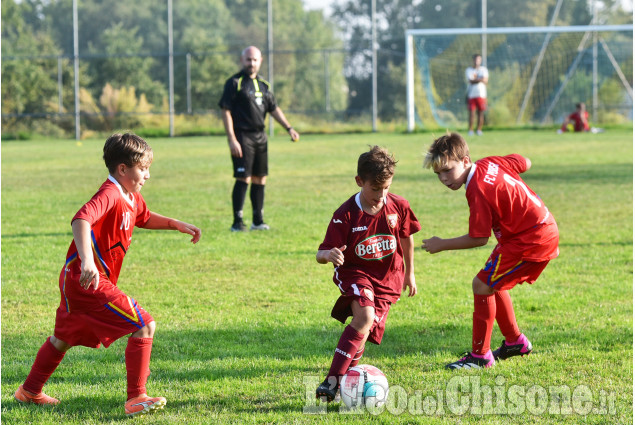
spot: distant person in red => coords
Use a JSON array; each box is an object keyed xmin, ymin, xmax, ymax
[{"xmin": 559, "ymin": 102, "xmax": 590, "ymax": 133}]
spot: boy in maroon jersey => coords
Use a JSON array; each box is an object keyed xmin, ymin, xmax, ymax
[
  {"xmin": 421, "ymin": 132, "xmax": 559, "ymax": 369},
  {"xmin": 315, "ymin": 145, "xmax": 420, "ymax": 401},
  {"xmin": 14, "ymin": 133, "xmax": 201, "ymax": 416}
]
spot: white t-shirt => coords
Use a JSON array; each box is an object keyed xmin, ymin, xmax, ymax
[{"xmin": 465, "ymin": 66, "xmax": 489, "ymax": 99}]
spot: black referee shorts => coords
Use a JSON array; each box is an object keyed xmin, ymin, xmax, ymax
[{"xmin": 232, "ymin": 130, "xmax": 268, "ymax": 178}]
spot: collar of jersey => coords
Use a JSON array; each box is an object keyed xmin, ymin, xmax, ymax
[
  {"xmin": 465, "ymin": 163, "xmax": 477, "ymax": 189},
  {"xmin": 108, "ymin": 175, "xmax": 135, "ymax": 207},
  {"xmin": 355, "ymin": 192, "xmax": 387, "ymax": 212}
]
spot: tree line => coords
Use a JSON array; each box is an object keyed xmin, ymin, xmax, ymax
[{"xmin": 1, "ymin": 0, "xmax": 631, "ymax": 137}]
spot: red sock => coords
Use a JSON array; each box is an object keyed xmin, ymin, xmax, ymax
[
  {"xmin": 349, "ymin": 345, "xmax": 366, "ymax": 368},
  {"xmin": 472, "ymin": 294, "xmax": 496, "ymax": 355},
  {"xmin": 125, "ymin": 337, "xmax": 153, "ymax": 400},
  {"xmin": 23, "ymin": 337, "xmax": 66, "ymax": 394},
  {"xmin": 327, "ymin": 325, "xmax": 365, "ymax": 380},
  {"xmin": 495, "ymin": 291, "xmax": 521, "ymax": 343}
]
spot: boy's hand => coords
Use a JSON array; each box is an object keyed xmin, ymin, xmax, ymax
[
  {"xmin": 403, "ymin": 273, "xmax": 417, "ymax": 297},
  {"xmin": 329, "ymin": 245, "xmax": 346, "ymax": 267},
  {"xmin": 79, "ymin": 261, "xmax": 100, "ymax": 290},
  {"xmin": 421, "ymin": 236, "xmax": 444, "ymax": 254},
  {"xmin": 173, "ymin": 220, "xmax": 202, "ymax": 244}
]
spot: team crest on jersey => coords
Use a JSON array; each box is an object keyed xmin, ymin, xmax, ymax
[
  {"xmin": 386, "ymin": 213, "xmax": 398, "ymax": 229},
  {"xmin": 355, "ymin": 234, "xmax": 397, "ymax": 260}
]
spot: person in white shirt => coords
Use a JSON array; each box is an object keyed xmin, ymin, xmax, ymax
[{"xmin": 465, "ymin": 54, "xmax": 489, "ymax": 136}]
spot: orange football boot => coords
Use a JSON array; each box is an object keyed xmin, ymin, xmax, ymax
[
  {"xmin": 14, "ymin": 385, "xmax": 59, "ymax": 405},
  {"xmin": 124, "ymin": 394, "xmax": 166, "ymax": 417}
]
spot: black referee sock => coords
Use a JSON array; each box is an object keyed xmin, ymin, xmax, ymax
[
  {"xmin": 232, "ymin": 180, "xmax": 248, "ymax": 224},
  {"xmin": 250, "ymin": 183, "xmax": 265, "ymax": 225}
]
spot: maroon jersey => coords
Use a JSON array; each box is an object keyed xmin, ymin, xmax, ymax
[
  {"xmin": 319, "ymin": 192, "xmax": 421, "ymax": 301},
  {"xmin": 465, "ymin": 154, "xmax": 559, "ymax": 261},
  {"xmin": 61, "ymin": 176, "xmax": 151, "ymax": 311}
]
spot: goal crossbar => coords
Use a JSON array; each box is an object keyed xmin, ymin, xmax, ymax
[{"xmin": 406, "ymin": 24, "xmax": 633, "ymax": 131}]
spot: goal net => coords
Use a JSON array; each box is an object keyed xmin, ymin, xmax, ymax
[{"xmin": 405, "ymin": 25, "xmax": 633, "ymax": 131}]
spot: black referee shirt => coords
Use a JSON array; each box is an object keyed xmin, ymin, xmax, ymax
[{"xmin": 218, "ymin": 70, "xmax": 277, "ymax": 132}]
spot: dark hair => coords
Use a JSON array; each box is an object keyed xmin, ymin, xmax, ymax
[
  {"xmin": 357, "ymin": 145, "xmax": 397, "ymax": 184},
  {"xmin": 473, "ymin": 53, "xmax": 482, "ymax": 60},
  {"xmin": 103, "ymin": 133, "xmax": 153, "ymax": 174},
  {"xmin": 424, "ymin": 132, "xmax": 470, "ymax": 169}
]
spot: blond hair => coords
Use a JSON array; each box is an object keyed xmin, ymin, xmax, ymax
[{"xmin": 423, "ymin": 132, "xmax": 469, "ymax": 170}]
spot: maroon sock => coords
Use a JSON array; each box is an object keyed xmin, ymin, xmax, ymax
[
  {"xmin": 494, "ymin": 291, "xmax": 521, "ymax": 343},
  {"xmin": 326, "ymin": 325, "xmax": 365, "ymax": 381},
  {"xmin": 472, "ymin": 294, "xmax": 496, "ymax": 354},
  {"xmin": 349, "ymin": 345, "xmax": 366, "ymax": 368},
  {"xmin": 125, "ymin": 337, "xmax": 153, "ymax": 400},
  {"xmin": 23, "ymin": 337, "xmax": 66, "ymax": 394}
]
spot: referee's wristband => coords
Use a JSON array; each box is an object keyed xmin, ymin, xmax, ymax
[{"xmin": 285, "ymin": 126, "xmax": 293, "ymax": 132}]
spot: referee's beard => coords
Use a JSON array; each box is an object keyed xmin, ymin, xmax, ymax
[{"xmin": 244, "ymin": 66, "xmax": 258, "ymax": 78}]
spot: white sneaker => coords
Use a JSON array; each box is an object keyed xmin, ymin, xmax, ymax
[
  {"xmin": 250, "ymin": 223, "xmax": 270, "ymax": 231},
  {"xmin": 467, "ymin": 130, "xmax": 475, "ymax": 136},
  {"xmin": 557, "ymin": 129, "xmax": 563, "ymax": 134},
  {"xmin": 476, "ymin": 130, "xmax": 483, "ymax": 136}
]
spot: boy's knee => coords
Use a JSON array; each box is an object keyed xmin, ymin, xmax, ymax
[
  {"xmin": 350, "ymin": 311, "xmax": 374, "ymax": 334},
  {"xmin": 472, "ymin": 277, "xmax": 495, "ymax": 295},
  {"xmin": 131, "ymin": 321, "xmax": 156, "ymax": 339},
  {"xmin": 50, "ymin": 335, "xmax": 72, "ymax": 352}
]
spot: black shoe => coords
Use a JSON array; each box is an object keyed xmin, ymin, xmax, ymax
[
  {"xmin": 230, "ymin": 221, "xmax": 247, "ymax": 232},
  {"xmin": 316, "ymin": 378, "xmax": 338, "ymax": 403},
  {"xmin": 492, "ymin": 334, "xmax": 532, "ymax": 361},
  {"xmin": 445, "ymin": 351, "xmax": 494, "ymax": 370}
]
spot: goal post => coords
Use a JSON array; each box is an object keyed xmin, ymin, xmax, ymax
[{"xmin": 406, "ymin": 24, "xmax": 633, "ymax": 132}]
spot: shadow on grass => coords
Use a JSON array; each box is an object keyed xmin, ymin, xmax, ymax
[
  {"xmin": 2, "ymin": 319, "xmax": 632, "ymax": 418},
  {"xmin": 522, "ymin": 163, "xmax": 633, "ymax": 185},
  {"xmin": 4, "ymin": 317, "xmax": 631, "ymax": 380},
  {"xmin": 398, "ymin": 162, "xmax": 633, "ymax": 186}
]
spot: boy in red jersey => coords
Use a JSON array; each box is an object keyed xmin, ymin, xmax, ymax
[
  {"xmin": 421, "ymin": 132, "xmax": 559, "ymax": 369},
  {"xmin": 14, "ymin": 133, "xmax": 201, "ymax": 416},
  {"xmin": 315, "ymin": 146, "xmax": 420, "ymax": 401},
  {"xmin": 558, "ymin": 102, "xmax": 590, "ymax": 133}
]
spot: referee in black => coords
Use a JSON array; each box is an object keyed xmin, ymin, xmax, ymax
[{"xmin": 219, "ymin": 46, "xmax": 300, "ymax": 232}]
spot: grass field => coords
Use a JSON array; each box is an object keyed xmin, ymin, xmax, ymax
[{"xmin": 1, "ymin": 129, "xmax": 632, "ymax": 424}]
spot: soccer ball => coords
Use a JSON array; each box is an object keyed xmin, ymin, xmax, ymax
[{"xmin": 340, "ymin": 364, "xmax": 389, "ymax": 409}]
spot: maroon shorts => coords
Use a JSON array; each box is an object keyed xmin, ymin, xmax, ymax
[
  {"xmin": 477, "ymin": 245, "xmax": 550, "ymax": 291},
  {"xmin": 467, "ymin": 97, "xmax": 487, "ymax": 111},
  {"xmin": 331, "ymin": 281, "xmax": 393, "ymax": 345},
  {"xmin": 56, "ymin": 273, "xmax": 153, "ymax": 348}
]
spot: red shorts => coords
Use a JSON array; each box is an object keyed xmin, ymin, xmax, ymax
[
  {"xmin": 56, "ymin": 272, "xmax": 153, "ymax": 348},
  {"xmin": 330, "ymin": 282, "xmax": 393, "ymax": 345},
  {"xmin": 477, "ymin": 245, "xmax": 550, "ymax": 291},
  {"xmin": 467, "ymin": 97, "xmax": 487, "ymax": 111}
]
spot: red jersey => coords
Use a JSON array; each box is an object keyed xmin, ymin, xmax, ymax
[
  {"xmin": 568, "ymin": 111, "xmax": 590, "ymax": 132},
  {"xmin": 62, "ymin": 177, "xmax": 151, "ymax": 307},
  {"xmin": 465, "ymin": 155, "xmax": 559, "ymax": 261},
  {"xmin": 319, "ymin": 192, "xmax": 421, "ymax": 301}
]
